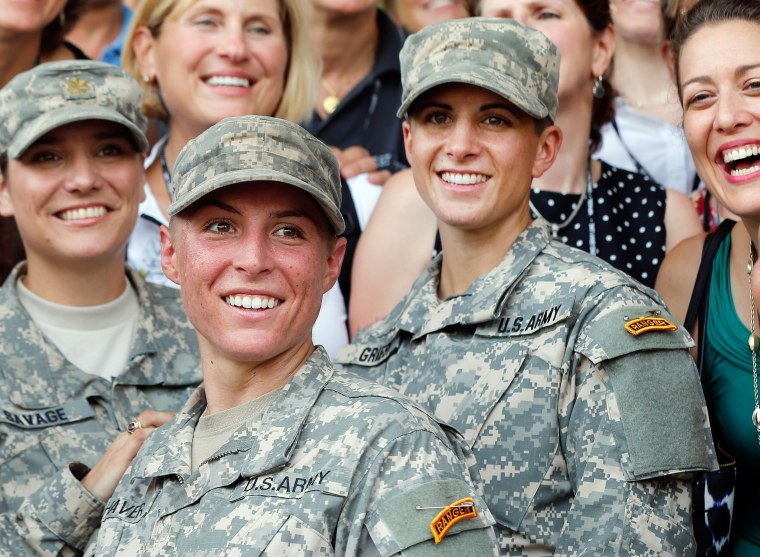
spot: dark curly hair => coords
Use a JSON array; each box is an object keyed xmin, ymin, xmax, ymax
[{"xmin": 468, "ymin": 0, "xmax": 615, "ymax": 153}]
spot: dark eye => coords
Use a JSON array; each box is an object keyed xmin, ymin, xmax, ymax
[
  {"xmin": 537, "ymin": 9, "xmax": 560, "ymax": 20},
  {"xmin": 98, "ymin": 143, "xmax": 127, "ymax": 158},
  {"xmin": 427, "ymin": 112, "xmax": 451, "ymax": 125},
  {"xmin": 29, "ymin": 150, "xmax": 60, "ymax": 164},
  {"xmin": 206, "ymin": 220, "xmax": 234, "ymax": 234},
  {"xmin": 274, "ymin": 225, "xmax": 304, "ymax": 239},
  {"xmin": 484, "ymin": 115, "xmax": 509, "ymax": 126}
]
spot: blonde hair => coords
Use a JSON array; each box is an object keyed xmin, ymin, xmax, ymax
[{"xmin": 122, "ymin": 0, "xmax": 317, "ymax": 124}]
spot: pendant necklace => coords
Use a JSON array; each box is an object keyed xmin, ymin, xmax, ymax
[
  {"xmin": 530, "ymin": 162, "xmax": 596, "ymax": 254},
  {"xmin": 321, "ymin": 79, "xmax": 340, "ymax": 115},
  {"xmin": 747, "ymin": 242, "xmax": 760, "ymax": 446}
]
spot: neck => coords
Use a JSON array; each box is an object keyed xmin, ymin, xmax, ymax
[
  {"xmin": 437, "ymin": 208, "xmax": 530, "ymax": 299},
  {"xmin": 312, "ymin": 8, "xmax": 377, "ymax": 78},
  {"xmin": 164, "ymin": 124, "xmax": 200, "ymax": 170},
  {"xmin": 201, "ymin": 340, "xmax": 314, "ymax": 415},
  {"xmin": 612, "ymin": 39, "xmax": 679, "ymax": 123},
  {"xmin": 65, "ymin": 2, "xmax": 123, "ymax": 60},
  {"xmin": 535, "ymin": 101, "xmax": 592, "ymax": 194},
  {"xmin": 22, "ymin": 252, "xmax": 129, "ymax": 306},
  {"xmin": 0, "ymin": 31, "xmax": 41, "ymax": 87}
]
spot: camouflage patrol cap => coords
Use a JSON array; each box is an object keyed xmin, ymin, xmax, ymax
[
  {"xmin": 397, "ymin": 17, "xmax": 560, "ymax": 121},
  {"xmin": 0, "ymin": 60, "xmax": 148, "ymax": 159},
  {"xmin": 169, "ymin": 115, "xmax": 345, "ymax": 235}
]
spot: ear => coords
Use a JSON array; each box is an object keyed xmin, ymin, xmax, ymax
[
  {"xmin": 131, "ymin": 26, "xmax": 158, "ymax": 80},
  {"xmin": 159, "ymin": 224, "xmax": 181, "ymax": 285},
  {"xmin": 591, "ymin": 24, "xmax": 616, "ymax": 82},
  {"xmin": 402, "ymin": 119, "xmax": 413, "ymax": 166},
  {"xmin": 323, "ymin": 236, "xmax": 347, "ymax": 293},
  {"xmin": 0, "ymin": 172, "xmax": 14, "ymax": 217},
  {"xmin": 532, "ymin": 125, "xmax": 563, "ymax": 178}
]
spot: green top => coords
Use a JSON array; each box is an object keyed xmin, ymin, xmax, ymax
[{"xmin": 704, "ymin": 233, "xmax": 760, "ymax": 555}]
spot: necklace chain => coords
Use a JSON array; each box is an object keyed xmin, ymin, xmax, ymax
[
  {"xmin": 529, "ymin": 163, "xmax": 593, "ymax": 245},
  {"xmin": 747, "ymin": 243, "xmax": 760, "ymax": 446}
]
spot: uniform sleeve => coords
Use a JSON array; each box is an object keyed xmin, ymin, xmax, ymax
[
  {"xmin": 0, "ymin": 463, "xmax": 103, "ymax": 557},
  {"xmin": 555, "ymin": 356, "xmax": 697, "ymax": 555},
  {"xmin": 339, "ymin": 426, "xmax": 499, "ymax": 557},
  {"xmin": 555, "ymin": 292, "xmax": 716, "ymax": 555}
]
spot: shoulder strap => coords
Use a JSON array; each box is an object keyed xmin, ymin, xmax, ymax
[{"xmin": 684, "ymin": 219, "xmax": 736, "ymax": 374}]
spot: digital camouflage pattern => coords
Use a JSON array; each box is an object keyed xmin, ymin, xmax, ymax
[
  {"xmin": 397, "ymin": 18, "xmax": 560, "ymax": 120},
  {"xmin": 0, "ymin": 266, "xmax": 201, "ymax": 557},
  {"xmin": 339, "ymin": 221, "xmax": 718, "ymax": 556},
  {"xmin": 88, "ymin": 348, "xmax": 499, "ymax": 557},
  {"xmin": 0, "ymin": 60, "xmax": 148, "ymax": 159},
  {"xmin": 169, "ymin": 115, "xmax": 345, "ymax": 235}
]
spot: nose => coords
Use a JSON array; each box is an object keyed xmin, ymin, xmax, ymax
[
  {"xmin": 446, "ymin": 119, "xmax": 481, "ymax": 161},
  {"xmin": 218, "ymin": 26, "xmax": 250, "ymax": 63},
  {"xmin": 62, "ymin": 154, "xmax": 102, "ymax": 194},
  {"xmin": 233, "ymin": 228, "xmax": 275, "ymax": 276},
  {"xmin": 714, "ymin": 90, "xmax": 753, "ymax": 134}
]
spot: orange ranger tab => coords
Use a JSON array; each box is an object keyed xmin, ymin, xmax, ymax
[
  {"xmin": 624, "ymin": 316, "xmax": 677, "ymax": 336},
  {"xmin": 429, "ymin": 497, "xmax": 478, "ymax": 544}
]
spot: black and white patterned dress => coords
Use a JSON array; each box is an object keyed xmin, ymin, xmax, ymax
[{"xmin": 530, "ymin": 161, "xmax": 666, "ymax": 287}]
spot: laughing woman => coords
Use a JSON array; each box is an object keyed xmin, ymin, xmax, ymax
[{"xmin": 655, "ymin": 1, "xmax": 760, "ymax": 554}]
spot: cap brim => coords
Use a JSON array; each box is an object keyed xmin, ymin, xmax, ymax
[
  {"xmin": 397, "ymin": 63, "xmax": 549, "ymax": 120},
  {"xmin": 8, "ymin": 105, "xmax": 149, "ymax": 159},
  {"xmin": 167, "ymin": 168, "xmax": 345, "ymax": 235}
]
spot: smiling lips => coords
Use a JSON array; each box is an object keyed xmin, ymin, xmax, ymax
[
  {"xmin": 225, "ymin": 294, "xmax": 280, "ymax": 310},
  {"xmin": 205, "ymin": 75, "xmax": 252, "ymax": 88},
  {"xmin": 440, "ymin": 172, "xmax": 489, "ymax": 185},
  {"xmin": 57, "ymin": 206, "xmax": 108, "ymax": 221},
  {"xmin": 722, "ymin": 144, "xmax": 760, "ymax": 177}
]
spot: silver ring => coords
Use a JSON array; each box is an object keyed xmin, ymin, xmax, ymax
[{"xmin": 127, "ymin": 420, "xmax": 143, "ymax": 435}]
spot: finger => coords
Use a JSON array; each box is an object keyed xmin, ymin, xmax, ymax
[
  {"xmin": 338, "ymin": 146, "xmax": 371, "ymax": 165},
  {"xmin": 341, "ymin": 157, "xmax": 379, "ymax": 180},
  {"xmin": 366, "ymin": 170, "xmax": 391, "ymax": 186}
]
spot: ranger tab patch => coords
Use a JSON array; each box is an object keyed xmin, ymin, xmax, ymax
[
  {"xmin": 429, "ymin": 497, "xmax": 477, "ymax": 544},
  {"xmin": 624, "ymin": 316, "xmax": 677, "ymax": 336}
]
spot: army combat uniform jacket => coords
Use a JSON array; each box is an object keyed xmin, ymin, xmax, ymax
[
  {"xmin": 339, "ymin": 221, "xmax": 718, "ymax": 556},
  {"xmin": 89, "ymin": 348, "xmax": 498, "ymax": 557},
  {"xmin": 0, "ymin": 264, "xmax": 201, "ymax": 556}
]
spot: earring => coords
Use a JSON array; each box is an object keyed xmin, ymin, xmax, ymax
[
  {"xmin": 142, "ymin": 74, "xmax": 151, "ymax": 83},
  {"xmin": 58, "ymin": 10, "xmax": 66, "ymax": 27},
  {"xmin": 592, "ymin": 75, "xmax": 605, "ymax": 99}
]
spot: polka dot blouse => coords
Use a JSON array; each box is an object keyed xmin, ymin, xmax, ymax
[{"xmin": 530, "ymin": 161, "xmax": 666, "ymax": 287}]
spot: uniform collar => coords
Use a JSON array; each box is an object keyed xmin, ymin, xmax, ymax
[
  {"xmin": 132, "ymin": 347, "xmax": 335, "ymax": 480},
  {"xmin": 394, "ymin": 221, "xmax": 552, "ymax": 339},
  {"xmin": 0, "ymin": 264, "xmax": 181, "ymax": 409}
]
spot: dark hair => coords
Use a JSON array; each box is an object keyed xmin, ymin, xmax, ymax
[
  {"xmin": 671, "ymin": 0, "xmax": 760, "ymax": 101},
  {"xmin": 39, "ymin": 0, "xmax": 88, "ymax": 55},
  {"xmin": 468, "ymin": 0, "xmax": 614, "ymax": 153}
]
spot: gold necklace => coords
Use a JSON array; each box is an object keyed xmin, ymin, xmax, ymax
[
  {"xmin": 321, "ymin": 79, "xmax": 340, "ymax": 115},
  {"xmin": 746, "ymin": 243, "xmax": 760, "ymax": 445}
]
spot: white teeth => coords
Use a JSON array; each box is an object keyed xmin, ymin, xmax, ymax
[
  {"xmin": 730, "ymin": 164, "xmax": 760, "ymax": 177},
  {"xmin": 59, "ymin": 206, "xmax": 107, "ymax": 221},
  {"xmin": 723, "ymin": 145, "xmax": 760, "ymax": 163},
  {"xmin": 206, "ymin": 75, "xmax": 250, "ymax": 87},
  {"xmin": 440, "ymin": 172, "xmax": 489, "ymax": 185},
  {"xmin": 225, "ymin": 294, "xmax": 280, "ymax": 310}
]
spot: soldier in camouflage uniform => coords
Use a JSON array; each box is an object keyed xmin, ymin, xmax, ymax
[
  {"xmin": 87, "ymin": 115, "xmax": 499, "ymax": 556},
  {"xmin": 337, "ymin": 18, "xmax": 718, "ymax": 555},
  {"xmin": 0, "ymin": 61, "xmax": 201, "ymax": 556}
]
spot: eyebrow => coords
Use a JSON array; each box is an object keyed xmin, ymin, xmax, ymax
[
  {"xmin": 682, "ymin": 63, "xmax": 760, "ymax": 89},
  {"xmin": 197, "ymin": 201, "xmax": 319, "ymax": 224}
]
